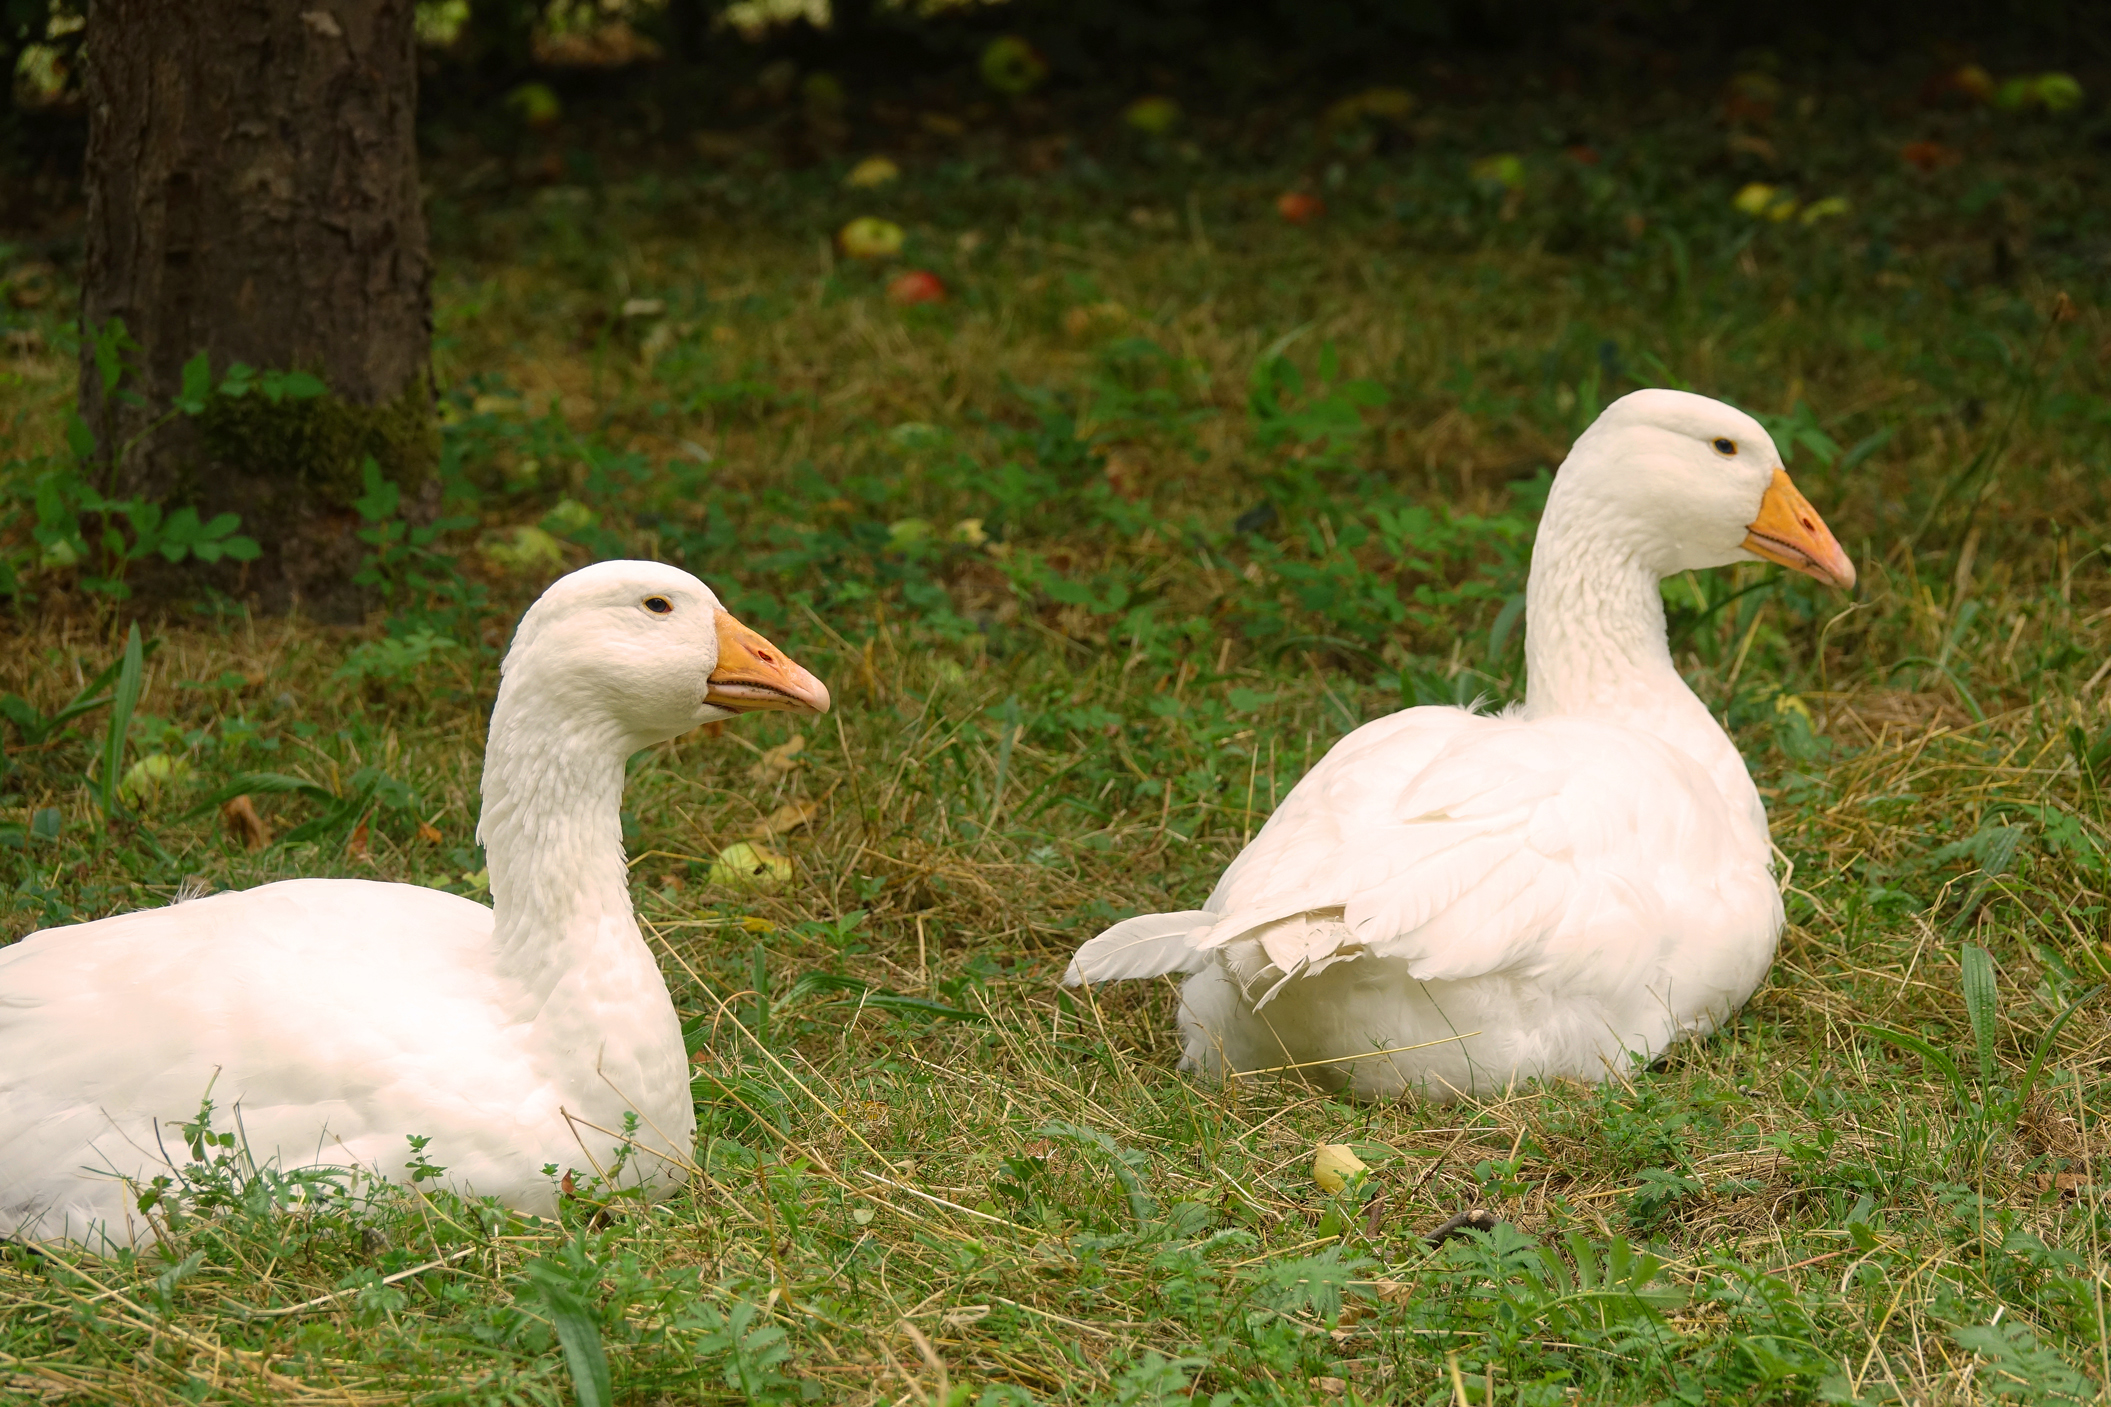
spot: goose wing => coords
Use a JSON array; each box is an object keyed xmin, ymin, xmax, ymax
[{"xmin": 1069, "ymin": 706, "xmax": 1762, "ymax": 999}]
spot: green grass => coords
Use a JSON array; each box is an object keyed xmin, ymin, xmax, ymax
[{"xmin": 4, "ymin": 61, "xmax": 2111, "ymax": 1405}]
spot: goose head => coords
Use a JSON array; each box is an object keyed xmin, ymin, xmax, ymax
[
  {"xmin": 501, "ymin": 559, "xmax": 830, "ymax": 749},
  {"xmin": 1558, "ymin": 388, "xmax": 1855, "ymax": 590}
]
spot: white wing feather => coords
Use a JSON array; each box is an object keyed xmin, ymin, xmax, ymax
[
  {"xmin": 1071, "ymin": 703, "xmax": 1770, "ymax": 1011},
  {"xmin": 1064, "ymin": 910, "xmax": 1215, "ymax": 984}
]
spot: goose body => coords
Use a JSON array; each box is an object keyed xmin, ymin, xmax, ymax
[
  {"xmin": 0, "ymin": 561, "xmax": 830, "ymax": 1246},
  {"xmin": 1066, "ymin": 390, "xmax": 1855, "ymax": 1100}
]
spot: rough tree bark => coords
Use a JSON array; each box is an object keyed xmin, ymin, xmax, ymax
[{"xmin": 79, "ymin": 0, "xmax": 435, "ymax": 616}]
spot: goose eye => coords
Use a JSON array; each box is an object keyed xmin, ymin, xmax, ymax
[
  {"xmin": 642, "ymin": 596, "xmax": 674, "ymax": 615},
  {"xmin": 1712, "ymin": 437, "xmax": 1738, "ymax": 457}
]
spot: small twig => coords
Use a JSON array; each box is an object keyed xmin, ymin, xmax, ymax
[
  {"xmin": 224, "ymin": 1247, "xmax": 475, "ymax": 1319},
  {"xmin": 860, "ymin": 1171, "xmax": 1011, "ymax": 1226},
  {"xmin": 1232, "ymin": 1032, "xmax": 1479, "ymax": 1079},
  {"xmin": 1426, "ymin": 1209, "xmax": 1500, "ymax": 1246}
]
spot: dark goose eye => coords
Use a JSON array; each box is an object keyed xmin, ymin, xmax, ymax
[
  {"xmin": 643, "ymin": 596, "xmax": 674, "ymax": 615},
  {"xmin": 1712, "ymin": 437, "xmax": 1738, "ymax": 456}
]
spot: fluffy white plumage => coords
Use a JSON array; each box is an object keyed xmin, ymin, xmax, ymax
[
  {"xmin": 0, "ymin": 559, "xmax": 829, "ymax": 1246},
  {"xmin": 1065, "ymin": 389, "xmax": 1856, "ymax": 1100}
]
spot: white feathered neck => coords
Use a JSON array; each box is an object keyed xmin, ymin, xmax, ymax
[
  {"xmin": 1522, "ymin": 489, "xmax": 1688, "ymax": 722},
  {"xmin": 476, "ymin": 668, "xmax": 639, "ymax": 1008}
]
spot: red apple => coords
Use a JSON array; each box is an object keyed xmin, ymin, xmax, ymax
[
  {"xmin": 1276, "ymin": 191, "xmax": 1325, "ymax": 224},
  {"xmin": 887, "ymin": 270, "xmax": 948, "ymax": 305}
]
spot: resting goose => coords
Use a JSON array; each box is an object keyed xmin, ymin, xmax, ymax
[
  {"xmin": 0, "ymin": 560, "xmax": 829, "ymax": 1246},
  {"xmin": 1065, "ymin": 390, "xmax": 1854, "ymax": 1100}
]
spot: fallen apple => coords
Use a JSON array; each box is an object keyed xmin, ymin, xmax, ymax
[
  {"xmin": 1123, "ymin": 96, "xmax": 1181, "ymax": 135},
  {"xmin": 709, "ymin": 841, "xmax": 792, "ymax": 892},
  {"xmin": 838, "ymin": 217, "xmax": 905, "ymax": 259},
  {"xmin": 887, "ymin": 269, "xmax": 947, "ymax": 305},
  {"xmin": 504, "ymin": 82, "xmax": 562, "ymax": 130},
  {"xmin": 1469, "ymin": 153, "xmax": 1526, "ymax": 192},
  {"xmin": 980, "ymin": 35, "xmax": 1048, "ymax": 96},
  {"xmin": 1733, "ymin": 182, "xmax": 1799, "ymax": 221},
  {"xmin": 1275, "ymin": 191, "xmax": 1324, "ymax": 224}
]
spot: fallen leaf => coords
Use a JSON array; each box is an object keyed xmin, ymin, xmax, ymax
[
  {"xmin": 844, "ymin": 156, "xmax": 900, "ymax": 188},
  {"xmin": 1312, "ymin": 1142, "xmax": 1368, "ymax": 1194},
  {"xmin": 2036, "ymin": 1171, "xmax": 2092, "ymax": 1195},
  {"xmin": 1371, "ymin": 1277, "xmax": 1415, "ymax": 1305},
  {"xmin": 1102, "ymin": 446, "xmax": 1149, "ymax": 499},
  {"xmin": 348, "ymin": 820, "xmax": 370, "ymax": 860},
  {"xmin": 222, "ymin": 795, "xmax": 270, "ymax": 851},
  {"xmin": 748, "ymin": 798, "xmax": 821, "ymax": 838},
  {"xmin": 749, "ymin": 734, "xmax": 805, "ymax": 781},
  {"xmin": 1799, "ymin": 196, "xmax": 1850, "ymax": 225},
  {"xmin": 417, "ymin": 820, "xmax": 443, "ymax": 843}
]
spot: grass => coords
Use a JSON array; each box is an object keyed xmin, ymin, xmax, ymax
[{"xmin": 4, "ymin": 52, "xmax": 2111, "ymax": 1405}]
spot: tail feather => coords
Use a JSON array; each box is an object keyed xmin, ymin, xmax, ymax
[{"xmin": 1063, "ymin": 911, "xmax": 1215, "ymax": 986}]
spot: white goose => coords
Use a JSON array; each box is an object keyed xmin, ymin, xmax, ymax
[
  {"xmin": 1065, "ymin": 390, "xmax": 1855, "ymax": 1100},
  {"xmin": 1, "ymin": 560, "xmax": 829, "ymax": 1246}
]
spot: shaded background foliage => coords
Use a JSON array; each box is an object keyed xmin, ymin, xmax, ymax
[{"xmin": 4, "ymin": 0, "xmax": 2108, "ymax": 199}]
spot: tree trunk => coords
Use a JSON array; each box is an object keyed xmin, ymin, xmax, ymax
[{"xmin": 79, "ymin": 0, "xmax": 435, "ymax": 618}]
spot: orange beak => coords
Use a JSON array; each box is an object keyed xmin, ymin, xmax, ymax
[
  {"xmin": 1742, "ymin": 468, "xmax": 1856, "ymax": 590},
  {"xmin": 706, "ymin": 609, "xmax": 831, "ymax": 715}
]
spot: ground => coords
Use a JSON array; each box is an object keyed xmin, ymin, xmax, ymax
[{"xmin": 2, "ymin": 45, "xmax": 2110, "ymax": 1407}]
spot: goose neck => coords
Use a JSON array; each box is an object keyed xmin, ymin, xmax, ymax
[
  {"xmin": 1521, "ymin": 509, "xmax": 1686, "ymax": 722},
  {"xmin": 476, "ymin": 690, "xmax": 639, "ymax": 997}
]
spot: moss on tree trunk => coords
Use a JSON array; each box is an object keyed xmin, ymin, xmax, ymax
[{"xmin": 79, "ymin": 0, "xmax": 434, "ymax": 619}]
